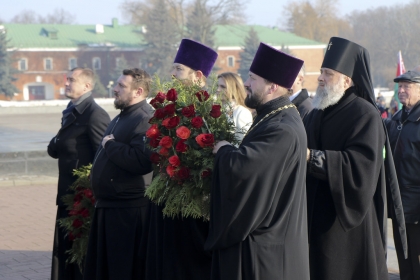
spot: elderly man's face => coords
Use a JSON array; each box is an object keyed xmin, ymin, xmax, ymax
[
  {"xmin": 398, "ymin": 81, "xmax": 420, "ymax": 109},
  {"xmin": 243, "ymin": 71, "xmax": 271, "ymax": 109},
  {"xmin": 312, "ymin": 68, "xmax": 348, "ymax": 110}
]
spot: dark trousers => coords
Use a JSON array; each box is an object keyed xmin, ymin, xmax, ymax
[
  {"xmin": 51, "ymin": 206, "xmax": 83, "ymax": 280},
  {"xmin": 393, "ymin": 222, "xmax": 420, "ymax": 280}
]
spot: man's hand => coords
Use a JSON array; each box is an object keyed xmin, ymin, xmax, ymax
[
  {"xmin": 213, "ymin": 140, "xmax": 231, "ymax": 154},
  {"xmin": 102, "ymin": 134, "xmax": 115, "ymax": 148}
]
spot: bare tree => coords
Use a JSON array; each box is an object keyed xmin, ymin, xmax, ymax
[{"xmin": 10, "ymin": 8, "xmax": 76, "ymax": 24}]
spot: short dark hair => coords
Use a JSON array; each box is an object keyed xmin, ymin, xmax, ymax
[
  {"xmin": 70, "ymin": 67, "xmax": 96, "ymax": 88},
  {"xmin": 122, "ymin": 68, "xmax": 152, "ymax": 95}
]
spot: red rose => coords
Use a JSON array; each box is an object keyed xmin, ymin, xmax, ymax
[
  {"xmin": 154, "ymin": 108, "xmax": 166, "ymax": 119},
  {"xmin": 150, "ymin": 152, "xmax": 160, "ymax": 164},
  {"xmin": 177, "ymin": 167, "xmax": 190, "ymax": 180},
  {"xmin": 155, "ymin": 92, "xmax": 166, "ymax": 103},
  {"xmin": 168, "ymin": 155, "xmax": 181, "ymax": 167},
  {"xmin": 166, "ymin": 165, "xmax": 176, "ymax": 177},
  {"xmin": 191, "ymin": 116, "xmax": 203, "ymax": 128},
  {"xmin": 159, "ymin": 136, "xmax": 173, "ymax": 148},
  {"xmin": 159, "ymin": 147, "xmax": 170, "ymax": 157},
  {"xmin": 162, "ymin": 116, "xmax": 180, "ymax": 129},
  {"xmin": 164, "ymin": 103, "xmax": 176, "ymax": 116},
  {"xmin": 210, "ymin": 104, "xmax": 222, "ymax": 118},
  {"xmin": 166, "ymin": 88, "xmax": 178, "ymax": 101},
  {"xmin": 69, "ymin": 232, "xmax": 75, "ymax": 241},
  {"xmin": 176, "ymin": 126, "xmax": 191, "ymax": 140},
  {"xmin": 181, "ymin": 105, "xmax": 195, "ymax": 118},
  {"xmin": 83, "ymin": 189, "xmax": 93, "ymax": 199},
  {"xmin": 149, "ymin": 137, "xmax": 160, "ymax": 148},
  {"xmin": 201, "ymin": 169, "xmax": 212, "ymax": 178},
  {"xmin": 149, "ymin": 98, "xmax": 160, "ymax": 109},
  {"xmin": 195, "ymin": 90, "xmax": 209, "ymax": 102},
  {"xmin": 175, "ymin": 140, "xmax": 188, "ymax": 153},
  {"xmin": 73, "ymin": 193, "xmax": 83, "ymax": 202},
  {"xmin": 196, "ymin": 134, "xmax": 215, "ymax": 148},
  {"xmin": 73, "ymin": 200, "xmax": 81, "ymax": 209},
  {"xmin": 72, "ymin": 219, "xmax": 83, "ymax": 229},
  {"xmin": 69, "ymin": 209, "xmax": 78, "ymax": 216},
  {"xmin": 80, "ymin": 208, "xmax": 90, "ymax": 218},
  {"xmin": 146, "ymin": 124, "xmax": 161, "ymax": 139}
]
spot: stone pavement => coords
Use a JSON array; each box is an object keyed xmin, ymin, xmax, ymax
[{"xmin": 0, "ymin": 176, "xmax": 401, "ymax": 280}]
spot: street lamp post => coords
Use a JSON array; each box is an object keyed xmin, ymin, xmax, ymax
[{"xmin": 107, "ymin": 81, "xmax": 114, "ymax": 98}]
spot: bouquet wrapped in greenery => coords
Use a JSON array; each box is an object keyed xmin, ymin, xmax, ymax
[
  {"xmin": 58, "ymin": 164, "xmax": 94, "ymax": 272},
  {"xmin": 145, "ymin": 78, "xmax": 238, "ymax": 220}
]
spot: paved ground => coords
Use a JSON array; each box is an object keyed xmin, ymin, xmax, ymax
[{"xmin": 0, "ymin": 177, "xmax": 402, "ymax": 279}]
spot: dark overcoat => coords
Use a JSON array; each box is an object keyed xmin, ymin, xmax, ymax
[{"xmin": 291, "ymin": 88, "xmax": 313, "ymax": 120}]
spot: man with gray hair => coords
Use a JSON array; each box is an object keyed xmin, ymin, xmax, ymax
[
  {"xmin": 48, "ymin": 67, "xmax": 110, "ymax": 280},
  {"xmin": 289, "ymin": 65, "xmax": 313, "ymax": 119},
  {"xmin": 304, "ymin": 37, "xmax": 406, "ymax": 280},
  {"xmin": 386, "ymin": 70, "xmax": 420, "ymax": 280}
]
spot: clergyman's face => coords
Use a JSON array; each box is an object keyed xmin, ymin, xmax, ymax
[
  {"xmin": 171, "ymin": 63, "xmax": 195, "ymax": 81},
  {"xmin": 243, "ymin": 72, "xmax": 270, "ymax": 109},
  {"xmin": 398, "ymin": 81, "xmax": 420, "ymax": 109},
  {"xmin": 65, "ymin": 70, "xmax": 87, "ymax": 100},
  {"xmin": 113, "ymin": 75, "xmax": 135, "ymax": 110},
  {"xmin": 312, "ymin": 68, "xmax": 346, "ymax": 110}
]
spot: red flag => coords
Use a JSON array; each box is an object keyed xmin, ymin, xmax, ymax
[{"xmin": 394, "ymin": 51, "xmax": 406, "ymax": 111}]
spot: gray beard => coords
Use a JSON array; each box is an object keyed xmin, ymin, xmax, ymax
[{"xmin": 312, "ymin": 83, "xmax": 345, "ymax": 110}]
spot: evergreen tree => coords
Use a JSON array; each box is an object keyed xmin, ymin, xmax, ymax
[
  {"xmin": 92, "ymin": 72, "xmax": 108, "ymax": 97},
  {"xmin": 142, "ymin": 0, "xmax": 179, "ymax": 79},
  {"xmin": 0, "ymin": 27, "xmax": 18, "ymax": 98},
  {"xmin": 186, "ymin": 0, "xmax": 216, "ymax": 48},
  {"xmin": 238, "ymin": 27, "xmax": 260, "ymax": 79}
]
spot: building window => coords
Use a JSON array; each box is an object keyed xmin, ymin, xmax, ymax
[
  {"xmin": 227, "ymin": 56, "xmax": 235, "ymax": 67},
  {"xmin": 116, "ymin": 57, "xmax": 121, "ymax": 68},
  {"xmin": 18, "ymin": 58, "xmax": 28, "ymax": 70},
  {"xmin": 44, "ymin": 58, "xmax": 53, "ymax": 70},
  {"xmin": 69, "ymin": 58, "xmax": 77, "ymax": 70},
  {"xmin": 92, "ymin": 57, "xmax": 101, "ymax": 70}
]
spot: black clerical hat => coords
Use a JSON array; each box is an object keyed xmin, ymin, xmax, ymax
[
  {"xmin": 174, "ymin": 39, "xmax": 218, "ymax": 77},
  {"xmin": 321, "ymin": 37, "xmax": 375, "ymax": 104},
  {"xmin": 250, "ymin": 42, "xmax": 304, "ymax": 89}
]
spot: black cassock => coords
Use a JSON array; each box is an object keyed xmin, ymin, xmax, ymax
[
  {"xmin": 204, "ymin": 96, "xmax": 310, "ymax": 280},
  {"xmin": 304, "ymin": 89, "xmax": 389, "ymax": 280}
]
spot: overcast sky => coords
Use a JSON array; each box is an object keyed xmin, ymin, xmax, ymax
[{"xmin": 1, "ymin": 0, "xmax": 403, "ymax": 27}]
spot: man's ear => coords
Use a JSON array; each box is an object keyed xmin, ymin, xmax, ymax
[
  {"xmin": 269, "ymin": 83, "xmax": 278, "ymax": 94},
  {"xmin": 195, "ymin": 70, "xmax": 204, "ymax": 81},
  {"xmin": 135, "ymin": 87, "xmax": 144, "ymax": 97}
]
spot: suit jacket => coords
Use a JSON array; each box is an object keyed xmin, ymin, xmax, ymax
[{"xmin": 48, "ymin": 94, "xmax": 110, "ymax": 206}]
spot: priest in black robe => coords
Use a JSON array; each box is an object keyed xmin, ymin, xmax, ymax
[
  {"xmin": 304, "ymin": 37, "xmax": 407, "ymax": 280},
  {"xmin": 205, "ymin": 43, "xmax": 310, "ymax": 280},
  {"xmin": 145, "ymin": 39, "xmax": 219, "ymax": 280}
]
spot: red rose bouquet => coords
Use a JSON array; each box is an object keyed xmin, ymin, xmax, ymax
[
  {"xmin": 58, "ymin": 164, "xmax": 94, "ymax": 272},
  {"xmin": 145, "ymin": 78, "xmax": 238, "ymax": 220}
]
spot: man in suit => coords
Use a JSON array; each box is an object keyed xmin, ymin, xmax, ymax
[
  {"xmin": 289, "ymin": 65, "xmax": 313, "ymax": 119},
  {"xmin": 48, "ymin": 67, "xmax": 110, "ymax": 280}
]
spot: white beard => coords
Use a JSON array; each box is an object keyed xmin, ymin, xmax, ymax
[{"xmin": 312, "ymin": 80, "xmax": 346, "ymax": 110}]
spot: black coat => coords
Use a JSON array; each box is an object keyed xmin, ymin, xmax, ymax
[
  {"xmin": 386, "ymin": 103, "xmax": 420, "ymax": 223},
  {"xmin": 291, "ymin": 88, "xmax": 313, "ymax": 120},
  {"xmin": 90, "ymin": 99, "xmax": 154, "ymax": 208},
  {"xmin": 205, "ymin": 96, "xmax": 310, "ymax": 280},
  {"xmin": 47, "ymin": 94, "xmax": 110, "ymax": 206},
  {"xmin": 304, "ymin": 90, "xmax": 388, "ymax": 280}
]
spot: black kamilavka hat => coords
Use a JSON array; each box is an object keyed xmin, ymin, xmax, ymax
[{"xmin": 321, "ymin": 37, "xmax": 375, "ymax": 105}]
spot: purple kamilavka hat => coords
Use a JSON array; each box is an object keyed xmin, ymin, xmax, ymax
[
  {"xmin": 250, "ymin": 43, "xmax": 304, "ymax": 88},
  {"xmin": 173, "ymin": 39, "xmax": 218, "ymax": 77}
]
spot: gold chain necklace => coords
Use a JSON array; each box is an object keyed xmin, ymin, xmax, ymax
[{"xmin": 243, "ymin": 103, "xmax": 297, "ymax": 139}]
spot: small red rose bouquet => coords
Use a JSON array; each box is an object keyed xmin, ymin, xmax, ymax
[
  {"xmin": 58, "ymin": 164, "xmax": 94, "ymax": 272},
  {"xmin": 145, "ymin": 78, "xmax": 238, "ymax": 220}
]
